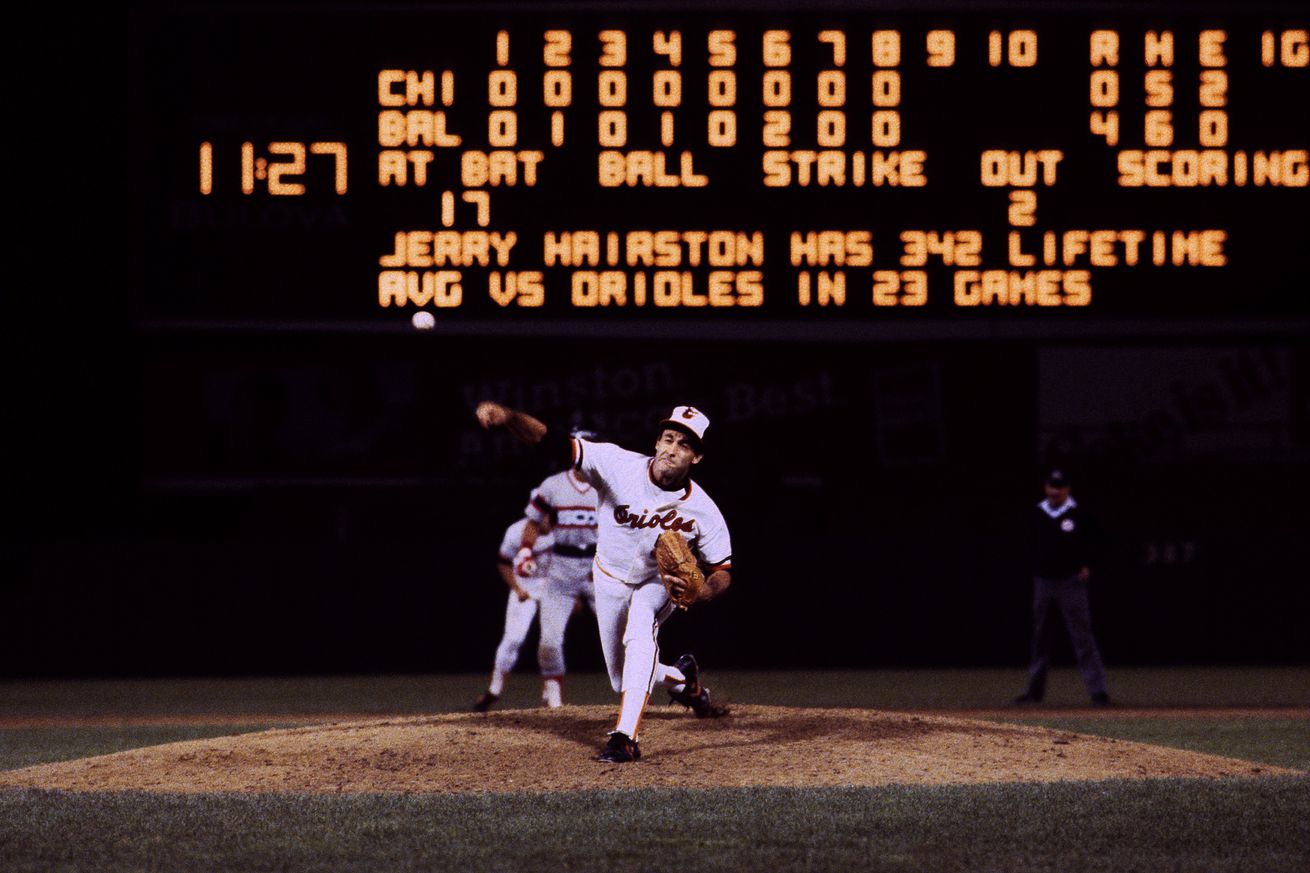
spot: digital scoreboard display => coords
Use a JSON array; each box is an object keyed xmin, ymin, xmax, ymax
[{"xmin": 142, "ymin": 3, "xmax": 1309, "ymax": 335}]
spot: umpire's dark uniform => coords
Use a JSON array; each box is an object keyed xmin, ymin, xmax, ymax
[{"xmin": 1018, "ymin": 470, "xmax": 1110, "ymax": 705}]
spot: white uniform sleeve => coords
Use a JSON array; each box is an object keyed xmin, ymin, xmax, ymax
[
  {"xmin": 573, "ymin": 438, "xmax": 639, "ymax": 487},
  {"xmin": 694, "ymin": 505, "xmax": 733, "ymax": 568},
  {"xmin": 499, "ymin": 521, "xmax": 525, "ymax": 562},
  {"xmin": 524, "ymin": 481, "xmax": 554, "ymax": 524}
]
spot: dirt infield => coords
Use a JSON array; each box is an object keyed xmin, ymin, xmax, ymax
[{"xmin": 0, "ymin": 705, "xmax": 1292, "ymax": 794}]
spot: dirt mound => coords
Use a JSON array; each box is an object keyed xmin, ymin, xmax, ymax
[{"xmin": 0, "ymin": 705, "xmax": 1287, "ymax": 795}]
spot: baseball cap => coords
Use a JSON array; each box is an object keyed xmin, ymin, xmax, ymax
[
  {"xmin": 658, "ymin": 405, "xmax": 710, "ymax": 451},
  {"xmin": 1046, "ymin": 469, "xmax": 1070, "ymax": 488}
]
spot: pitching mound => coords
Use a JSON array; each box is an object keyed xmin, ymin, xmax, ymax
[{"xmin": 0, "ymin": 705, "xmax": 1288, "ymax": 794}]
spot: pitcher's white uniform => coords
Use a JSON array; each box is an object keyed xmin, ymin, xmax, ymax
[
  {"xmin": 488, "ymin": 519, "xmax": 555, "ymax": 682},
  {"xmin": 522, "ymin": 469, "xmax": 598, "ymax": 680},
  {"xmin": 572, "ymin": 437, "xmax": 732, "ymax": 737}
]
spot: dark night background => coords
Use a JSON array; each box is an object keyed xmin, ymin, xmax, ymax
[{"xmin": 7, "ymin": 0, "xmax": 1308, "ymax": 678}]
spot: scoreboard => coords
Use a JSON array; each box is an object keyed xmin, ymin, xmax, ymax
[{"xmin": 142, "ymin": 2, "xmax": 1310, "ymax": 336}]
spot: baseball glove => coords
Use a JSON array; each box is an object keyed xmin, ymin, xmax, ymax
[{"xmin": 655, "ymin": 530, "xmax": 705, "ymax": 610}]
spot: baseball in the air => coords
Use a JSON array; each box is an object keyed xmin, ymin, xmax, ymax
[{"xmin": 411, "ymin": 311, "xmax": 435, "ymax": 330}]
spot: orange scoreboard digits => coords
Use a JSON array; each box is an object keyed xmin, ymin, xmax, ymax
[{"xmin": 156, "ymin": 5, "xmax": 1308, "ymax": 334}]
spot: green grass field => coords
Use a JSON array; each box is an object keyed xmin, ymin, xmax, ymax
[{"xmin": 2, "ymin": 668, "xmax": 1308, "ymax": 872}]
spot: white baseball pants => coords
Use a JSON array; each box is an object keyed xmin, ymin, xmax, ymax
[{"xmin": 593, "ymin": 572, "xmax": 683, "ymax": 738}]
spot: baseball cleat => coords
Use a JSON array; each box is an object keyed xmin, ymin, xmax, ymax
[
  {"xmin": 674, "ymin": 654, "xmax": 703, "ymax": 696},
  {"xmin": 1091, "ymin": 692, "xmax": 1111, "ymax": 708},
  {"xmin": 668, "ymin": 654, "xmax": 728, "ymax": 718},
  {"xmin": 597, "ymin": 731, "xmax": 640, "ymax": 763},
  {"xmin": 471, "ymin": 692, "xmax": 499, "ymax": 712}
]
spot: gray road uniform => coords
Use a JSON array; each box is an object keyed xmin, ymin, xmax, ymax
[
  {"xmin": 522, "ymin": 469, "xmax": 599, "ymax": 677},
  {"xmin": 490, "ymin": 519, "xmax": 555, "ymax": 679}
]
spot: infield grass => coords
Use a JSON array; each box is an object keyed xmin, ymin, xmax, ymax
[
  {"xmin": 2, "ymin": 669, "xmax": 1307, "ymax": 872},
  {"xmin": 2, "ymin": 778, "xmax": 1307, "ymax": 873}
]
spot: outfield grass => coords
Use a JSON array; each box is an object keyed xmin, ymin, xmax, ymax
[
  {"xmin": 3, "ymin": 668, "xmax": 1307, "ymax": 773},
  {"xmin": 3, "ymin": 667, "xmax": 1307, "ymax": 718},
  {"xmin": 1017, "ymin": 718, "xmax": 1310, "ymax": 773},
  {"xmin": 3, "ymin": 717, "xmax": 1305, "ymax": 777},
  {"xmin": 2, "ymin": 778, "xmax": 1307, "ymax": 873},
  {"xmin": 709, "ymin": 666, "xmax": 1310, "ymax": 710},
  {"xmin": 0, "ymin": 726, "xmax": 285, "ymax": 772}
]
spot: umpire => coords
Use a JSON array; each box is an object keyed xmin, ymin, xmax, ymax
[{"xmin": 1013, "ymin": 469, "xmax": 1111, "ymax": 707}]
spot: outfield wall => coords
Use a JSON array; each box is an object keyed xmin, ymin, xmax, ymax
[{"xmin": 6, "ymin": 337, "xmax": 1307, "ymax": 676}]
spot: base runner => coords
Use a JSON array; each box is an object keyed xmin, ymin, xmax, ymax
[
  {"xmin": 471, "ymin": 517, "xmax": 559, "ymax": 711},
  {"xmin": 515, "ymin": 452, "xmax": 600, "ymax": 707}
]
